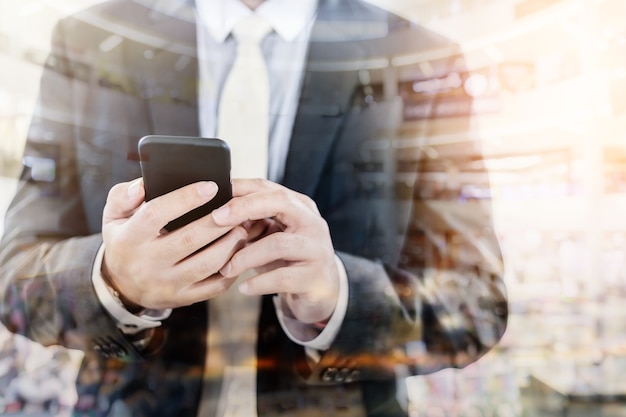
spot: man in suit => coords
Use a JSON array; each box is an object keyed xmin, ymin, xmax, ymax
[{"xmin": 0, "ymin": 0, "xmax": 508, "ymax": 416}]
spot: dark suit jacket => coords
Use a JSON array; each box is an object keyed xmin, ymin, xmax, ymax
[{"xmin": 0, "ymin": 0, "xmax": 508, "ymax": 416}]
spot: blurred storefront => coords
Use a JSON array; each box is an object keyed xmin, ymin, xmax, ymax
[{"xmin": 3, "ymin": 0, "xmax": 626, "ymax": 416}]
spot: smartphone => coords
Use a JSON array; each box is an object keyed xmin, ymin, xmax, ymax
[{"xmin": 138, "ymin": 135, "xmax": 232, "ymax": 232}]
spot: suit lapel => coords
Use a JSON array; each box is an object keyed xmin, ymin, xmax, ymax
[
  {"xmin": 282, "ymin": 0, "xmax": 393, "ymax": 196},
  {"xmin": 281, "ymin": 67, "xmax": 359, "ymax": 196}
]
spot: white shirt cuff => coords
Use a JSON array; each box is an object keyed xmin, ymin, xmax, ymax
[
  {"xmin": 273, "ymin": 254, "xmax": 349, "ymax": 351},
  {"xmin": 91, "ymin": 243, "xmax": 172, "ymax": 335}
]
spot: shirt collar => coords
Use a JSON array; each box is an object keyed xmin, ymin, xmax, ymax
[{"xmin": 196, "ymin": 0, "xmax": 318, "ymax": 43}]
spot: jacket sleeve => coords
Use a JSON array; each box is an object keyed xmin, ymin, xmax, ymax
[
  {"xmin": 301, "ymin": 63, "xmax": 507, "ymax": 385},
  {"xmin": 0, "ymin": 19, "xmax": 140, "ymax": 360}
]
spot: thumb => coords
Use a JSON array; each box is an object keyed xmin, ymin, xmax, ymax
[{"xmin": 102, "ymin": 178, "xmax": 145, "ymax": 223}]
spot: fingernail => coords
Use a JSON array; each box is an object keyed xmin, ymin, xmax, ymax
[
  {"xmin": 198, "ymin": 181, "xmax": 218, "ymax": 198},
  {"xmin": 212, "ymin": 205, "xmax": 230, "ymax": 224},
  {"xmin": 127, "ymin": 178, "xmax": 141, "ymax": 198},
  {"xmin": 238, "ymin": 281, "xmax": 250, "ymax": 294}
]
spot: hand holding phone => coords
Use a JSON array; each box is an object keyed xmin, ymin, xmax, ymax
[{"xmin": 99, "ymin": 136, "xmax": 242, "ymax": 309}]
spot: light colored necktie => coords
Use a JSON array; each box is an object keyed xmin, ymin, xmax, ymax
[
  {"xmin": 199, "ymin": 14, "xmax": 272, "ymax": 417},
  {"xmin": 217, "ymin": 14, "xmax": 272, "ymax": 179}
]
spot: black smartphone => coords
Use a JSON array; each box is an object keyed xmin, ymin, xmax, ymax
[{"xmin": 138, "ymin": 135, "xmax": 232, "ymax": 232}]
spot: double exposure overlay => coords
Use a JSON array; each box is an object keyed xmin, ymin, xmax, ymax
[{"xmin": 0, "ymin": 0, "xmax": 624, "ymax": 416}]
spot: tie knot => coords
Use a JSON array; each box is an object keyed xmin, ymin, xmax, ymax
[{"xmin": 232, "ymin": 15, "xmax": 273, "ymax": 44}]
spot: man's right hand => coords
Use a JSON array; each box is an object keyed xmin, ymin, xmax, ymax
[{"xmin": 101, "ymin": 178, "xmax": 247, "ymax": 311}]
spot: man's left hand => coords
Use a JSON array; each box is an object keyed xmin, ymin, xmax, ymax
[{"xmin": 212, "ymin": 179, "xmax": 340, "ymax": 325}]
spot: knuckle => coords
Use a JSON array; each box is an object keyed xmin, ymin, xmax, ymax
[
  {"xmin": 156, "ymin": 239, "xmax": 177, "ymax": 260},
  {"xmin": 292, "ymin": 233, "xmax": 309, "ymax": 252},
  {"xmin": 140, "ymin": 201, "xmax": 163, "ymax": 229},
  {"xmin": 235, "ymin": 197, "xmax": 255, "ymax": 221},
  {"xmin": 276, "ymin": 188, "xmax": 292, "ymax": 202},
  {"xmin": 255, "ymin": 178, "xmax": 272, "ymax": 189},
  {"xmin": 277, "ymin": 269, "xmax": 296, "ymax": 293},
  {"xmin": 302, "ymin": 194, "xmax": 319, "ymax": 212},
  {"xmin": 233, "ymin": 225, "xmax": 248, "ymax": 241},
  {"xmin": 270, "ymin": 233, "xmax": 290, "ymax": 252},
  {"xmin": 180, "ymin": 229, "xmax": 197, "ymax": 249},
  {"xmin": 241, "ymin": 195, "xmax": 255, "ymax": 212},
  {"xmin": 298, "ymin": 192, "xmax": 312, "ymax": 204},
  {"xmin": 227, "ymin": 250, "xmax": 246, "ymax": 276},
  {"xmin": 177, "ymin": 269, "xmax": 198, "ymax": 287},
  {"xmin": 196, "ymin": 258, "xmax": 219, "ymax": 277},
  {"xmin": 198, "ymin": 259, "xmax": 218, "ymax": 277},
  {"xmin": 226, "ymin": 198, "xmax": 243, "ymax": 216}
]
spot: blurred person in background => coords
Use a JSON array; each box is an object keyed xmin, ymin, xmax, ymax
[{"xmin": 0, "ymin": 0, "xmax": 508, "ymax": 416}]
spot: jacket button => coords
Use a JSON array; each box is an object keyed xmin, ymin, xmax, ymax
[
  {"xmin": 321, "ymin": 367, "xmax": 338, "ymax": 382},
  {"xmin": 94, "ymin": 345, "xmax": 111, "ymax": 358},
  {"xmin": 111, "ymin": 344, "xmax": 128, "ymax": 357},
  {"xmin": 336, "ymin": 368, "xmax": 351, "ymax": 382},
  {"xmin": 345, "ymin": 370, "xmax": 360, "ymax": 383}
]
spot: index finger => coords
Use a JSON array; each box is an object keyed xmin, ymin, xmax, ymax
[
  {"xmin": 129, "ymin": 181, "xmax": 219, "ymax": 239},
  {"xmin": 232, "ymin": 178, "xmax": 320, "ymax": 214},
  {"xmin": 212, "ymin": 189, "xmax": 319, "ymax": 230},
  {"xmin": 231, "ymin": 178, "xmax": 280, "ymax": 197}
]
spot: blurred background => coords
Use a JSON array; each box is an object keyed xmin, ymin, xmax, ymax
[{"xmin": 2, "ymin": 0, "xmax": 626, "ymax": 416}]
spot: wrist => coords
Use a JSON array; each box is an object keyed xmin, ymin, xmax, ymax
[{"xmin": 101, "ymin": 256, "xmax": 145, "ymax": 315}]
